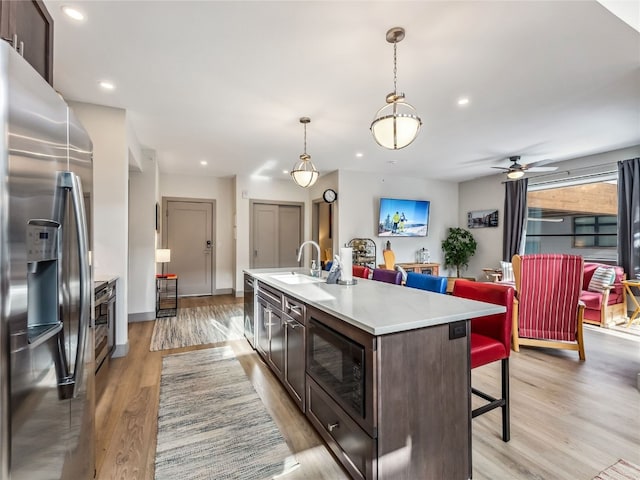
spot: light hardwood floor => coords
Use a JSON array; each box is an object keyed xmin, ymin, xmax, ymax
[{"xmin": 96, "ymin": 295, "xmax": 640, "ymax": 480}]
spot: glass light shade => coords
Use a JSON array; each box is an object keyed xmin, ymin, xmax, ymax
[
  {"xmin": 371, "ymin": 101, "xmax": 422, "ymax": 150},
  {"xmin": 507, "ymin": 170, "xmax": 525, "ymax": 179},
  {"xmin": 155, "ymin": 249, "xmax": 171, "ymax": 263},
  {"xmin": 290, "ymin": 156, "xmax": 319, "ymax": 188}
]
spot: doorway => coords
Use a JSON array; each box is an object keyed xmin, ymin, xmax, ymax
[
  {"xmin": 162, "ymin": 198, "xmax": 215, "ymax": 296},
  {"xmin": 250, "ymin": 201, "xmax": 303, "ymax": 268},
  {"xmin": 312, "ymin": 199, "xmax": 333, "ymax": 267}
]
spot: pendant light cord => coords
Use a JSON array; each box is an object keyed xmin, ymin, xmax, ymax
[
  {"xmin": 303, "ymin": 122, "xmax": 307, "ymax": 155},
  {"xmin": 393, "ymin": 41, "xmax": 398, "ymax": 95}
]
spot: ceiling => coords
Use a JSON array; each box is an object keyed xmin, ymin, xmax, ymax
[{"xmin": 45, "ymin": 1, "xmax": 640, "ymax": 183}]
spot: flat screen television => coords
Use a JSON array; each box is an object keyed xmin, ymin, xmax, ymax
[{"xmin": 378, "ymin": 197, "xmax": 430, "ymax": 237}]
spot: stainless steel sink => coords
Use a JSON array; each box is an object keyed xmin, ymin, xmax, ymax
[{"xmin": 269, "ymin": 272, "xmax": 324, "ymax": 285}]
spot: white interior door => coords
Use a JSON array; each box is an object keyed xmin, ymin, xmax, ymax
[
  {"xmin": 165, "ymin": 200, "xmax": 214, "ymax": 296},
  {"xmin": 251, "ymin": 202, "xmax": 302, "ymax": 268}
]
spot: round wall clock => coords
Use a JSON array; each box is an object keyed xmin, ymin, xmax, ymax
[{"xmin": 323, "ymin": 188, "xmax": 337, "ymax": 203}]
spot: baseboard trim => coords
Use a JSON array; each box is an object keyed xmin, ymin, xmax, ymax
[
  {"xmin": 128, "ymin": 311, "xmax": 155, "ymax": 323},
  {"xmin": 215, "ymin": 288, "xmax": 233, "ymax": 295},
  {"xmin": 112, "ymin": 341, "xmax": 129, "ymax": 358}
]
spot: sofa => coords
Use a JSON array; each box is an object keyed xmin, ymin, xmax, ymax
[{"xmin": 579, "ymin": 262, "xmax": 627, "ymax": 327}]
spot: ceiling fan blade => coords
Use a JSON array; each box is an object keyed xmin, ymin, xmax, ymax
[
  {"xmin": 491, "ymin": 166, "xmax": 510, "ymax": 171},
  {"xmin": 526, "ymin": 166, "xmax": 558, "ymax": 172}
]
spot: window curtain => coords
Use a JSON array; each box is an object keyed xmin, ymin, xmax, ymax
[
  {"xmin": 503, "ymin": 178, "xmax": 528, "ymax": 262},
  {"xmin": 617, "ymin": 158, "xmax": 640, "ymax": 279}
]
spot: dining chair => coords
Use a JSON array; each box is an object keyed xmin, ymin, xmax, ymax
[
  {"xmin": 405, "ymin": 272, "xmax": 447, "ymax": 293},
  {"xmin": 512, "ymin": 254, "xmax": 586, "ymax": 360},
  {"xmin": 452, "ymin": 279, "xmax": 515, "ymax": 442},
  {"xmin": 353, "ymin": 265, "xmax": 371, "ymax": 279},
  {"xmin": 371, "ymin": 268, "xmax": 402, "ymax": 285},
  {"xmin": 382, "ymin": 249, "xmax": 396, "ymax": 270}
]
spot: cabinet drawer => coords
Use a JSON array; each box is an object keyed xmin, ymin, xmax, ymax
[
  {"xmin": 307, "ymin": 377, "xmax": 375, "ymax": 480},
  {"xmin": 283, "ymin": 295, "xmax": 305, "ymax": 323},
  {"xmin": 257, "ymin": 281, "xmax": 283, "ymax": 309}
]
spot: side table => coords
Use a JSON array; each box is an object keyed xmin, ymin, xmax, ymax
[
  {"xmin": 622, "ymin": 279, "xmax": 640, "ymax": 327},
  {"xmin": 156, "ymin": 275, "xmax": 178, "ymax": 318}
]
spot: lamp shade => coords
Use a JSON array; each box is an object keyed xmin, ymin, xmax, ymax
[
  {"xmin": 155, "ymin": 249, "xmax": 171, "ymax": 263},
  {"xmin": 290, "ymin": 155, "xmax": 319, "ymax": 188},
  {"xmin": 507, "ymin": 170, "xmax": 525, "ymax": 179},
  {"xmin": 371, "ymin": 101, "xmax": 422, "ymax": 149}
]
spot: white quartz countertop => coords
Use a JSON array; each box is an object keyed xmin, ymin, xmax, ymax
[{"xmin": 245, "ymin": 268, "xmax": 506, "ymax": 336}]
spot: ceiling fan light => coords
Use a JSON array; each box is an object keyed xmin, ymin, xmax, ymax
[
  {"xmin": 371, "ymin": 102, "xmax": 422, "ymax": 149},
  {"xmin": 507, "ymin": 169, "xmax": 525, "ymax": 179}
]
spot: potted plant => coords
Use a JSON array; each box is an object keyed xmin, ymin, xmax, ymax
[{"xmin": 441, "ymin": 227, "xmax": 477, "ymax": 278}]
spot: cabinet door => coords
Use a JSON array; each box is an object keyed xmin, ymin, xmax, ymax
[
  {"xmin": 256, "ymin": 298, "xmax": 270, "ymax": 359},
  {"xmin": 284, "ymin": 319, "xmax": 305, "ymax": 411},
  {"xmin": 268, "ymin": 309, "xmax": 285, "ymax": 378},
  {"xmin": 0, "ymin": 0, "xmax": 53, "ymax": 84}
]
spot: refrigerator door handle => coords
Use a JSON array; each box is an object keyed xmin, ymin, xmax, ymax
[{"xmin": 56, "ymin": 171, "xmax": 90, "ymax": 400}]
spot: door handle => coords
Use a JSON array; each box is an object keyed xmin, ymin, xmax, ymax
[
  {"xmin": 55, "ymin": 171, "xmax": 90, "ymax": 400},
  {"xmin": 206, "ymin": 240, "xmax": 212, "ymax": 248}
]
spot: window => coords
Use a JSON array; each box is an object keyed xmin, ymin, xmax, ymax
[
  {"xmin": 524, "ymin": 177, "xmax": 618, "ymax": 263},
  {"xmin": 572, "ymin": 215, "xmax": 617, "ymax": 248}
]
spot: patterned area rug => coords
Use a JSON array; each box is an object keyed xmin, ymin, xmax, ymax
[
  {"xmin": 592, "ymin": 459, "xmax": 640, "ymax": 479},
  {"xmin": 150, "ymin": 304, "xmax": 244, "ymax": 351},
  {"xmin": 155, "ymin": 346, "xmax": 299, "ymax": 479}
]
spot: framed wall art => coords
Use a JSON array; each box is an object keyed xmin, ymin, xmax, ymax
[{"xmin": 467, "ymin": 209, "xmax": 498, "ymax": 228}]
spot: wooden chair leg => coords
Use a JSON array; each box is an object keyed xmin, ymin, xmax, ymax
[
  {"xmin": 501, "ymin": 358, "xmax": 510, "ymax": 442},
  {"xmin": 577, "ymin": 305, "xmax": 586, "ymax": 361}
]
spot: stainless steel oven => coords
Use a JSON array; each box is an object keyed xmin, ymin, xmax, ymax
[
  {"xmin": 94, "ymin": 281, "xmax": 115, "ymax": 376},
  {"xmin": 306, "ymin": 307, "xmax": 376, "ymax": 436}
]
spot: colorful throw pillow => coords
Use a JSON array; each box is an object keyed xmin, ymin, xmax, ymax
[
  {"xmin": 500, "ymin": 261, "xmax": 514, "ymax": 282},
  {"xmin": 587, "ymin": 266, "xmax": 616, "ymax": 293}
]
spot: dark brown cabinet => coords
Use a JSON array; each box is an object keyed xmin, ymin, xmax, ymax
[
  {"xmin": 283, "ymin": 314, "xmax": 305, "ymax": 410},
  {"xmin": 0, "ymin": 0, "xmax": 53, "ymax": 84}
]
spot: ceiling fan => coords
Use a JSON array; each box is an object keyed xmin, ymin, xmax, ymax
[{"xmin": 492, "ymin": 156, "xmax": 558, "ymax": 179}]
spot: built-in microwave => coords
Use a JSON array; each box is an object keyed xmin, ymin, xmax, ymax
[{"xmin": 306, "ymin": 307, "xmax": 376, "ymax": 436}]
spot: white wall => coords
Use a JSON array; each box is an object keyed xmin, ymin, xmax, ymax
[
  {"xmin": 159, "ymin": 173, "xmax": 234, "ymax": 292},
  {"xmin": 337, "ymin": 170, "xmax": 459, "ymax": 275},
  {"xmin": 459, "ymin": 145, "xmax": 640, "ymax": 280},
  {"xmin": 458, "ymin": 173, "xmax": 505, "ymax": 280},
  {"xmin": 128, "ymin": 149, "xmax": 158, "ymax": 317},
  {"xmin": 69, "ymin": 101, "xmax": 130, "ymax": 355}
]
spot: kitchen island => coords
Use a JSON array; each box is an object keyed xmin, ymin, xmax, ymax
[{"xmin": 244, "ymin": 268, "xmax": 505, "ymax": 480}]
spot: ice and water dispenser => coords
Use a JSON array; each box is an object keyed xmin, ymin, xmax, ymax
[{"xmin": 26, "ymin": 219, "xmax": 61, "ymax": 342}]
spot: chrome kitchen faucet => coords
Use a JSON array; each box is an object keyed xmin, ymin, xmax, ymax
[{"xmin": 297, "ymin": 240, "xmax": 322, "ymax": 277}]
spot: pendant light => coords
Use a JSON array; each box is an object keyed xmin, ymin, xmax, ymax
[
  {"xmin": 370, "ymin": 27, "xmax": 422, "ymax": 150},
  {"xmin": 290, "ymin": 117, "xmax": 319, "ymax": 188}
]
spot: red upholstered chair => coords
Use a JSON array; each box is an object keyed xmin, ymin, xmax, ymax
[
  {"xmin": 371, "ymin": 268, "xmax": 402, "ymax": 285},
  {"xmin": 580, "ymin": 262, "xmax": 626, "ymax": 327},
  {"xmin": 453, "ymin": 279, "xmax": 514, "ymax": 442},
  {"xmin": 512, "ymin": 254, "xmax": 586, "ymax": 361},
  {"xmin": 352, "ymin": 265, "xmax": 371, "ymax": 279}
]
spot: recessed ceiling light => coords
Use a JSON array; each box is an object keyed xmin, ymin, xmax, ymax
[
  {"xmin": 355, "ymin": 152, "xmax": 364, "ymax": 158},
  {"xmin": 61, "ymin": 6, "xmax": 85, "ymax": 21},
  {"xmin": 457, "ymin": 97, "xmax": 470, "ymax": 106},
  {"xmin": 99, "ymin": 81, "xmax": 115, "ymax": 90},
  {"xmin": 283, "ymin": 170, "xmax": 289, "ymax": 174},
  {"xmin": 200, "ymin": 160, "xmax": 208, "ymax": 166}
]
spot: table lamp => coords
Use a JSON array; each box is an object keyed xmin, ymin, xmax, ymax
[{"xmin": 156, "ymin": 249, "xmax": 171, "ymax": 277}]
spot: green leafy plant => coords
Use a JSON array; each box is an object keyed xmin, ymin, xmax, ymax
[{"xmin": 441, "ymin": 227, "xmax": 477, "ymax": 277}]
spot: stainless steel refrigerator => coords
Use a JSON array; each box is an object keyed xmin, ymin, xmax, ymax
[{"xmin": 0, "ymin": 41, "xmax": 94, "ymax": 479}]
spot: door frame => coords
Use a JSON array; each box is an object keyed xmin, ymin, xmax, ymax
[
  {"xmin": 161, "ymin": 196, "xmax": 216, "ymax": 295},
  {"xmin": 249, "ymin": 199, "xmax": 305, "ymax": 268}
]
